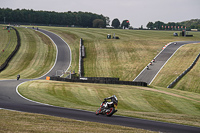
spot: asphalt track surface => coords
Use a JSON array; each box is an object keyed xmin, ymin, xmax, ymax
[
  {"xmin": 134, "ymin": 41, "xmax": 200, "ymax": 85},
  {"xmin": 0, "ymin": 28, "xmax": 200, "ymax": 133}
]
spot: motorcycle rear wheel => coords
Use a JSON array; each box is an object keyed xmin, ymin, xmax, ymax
[{"xmin": 106, "ymin": 107, "xmax": 115, "ymax": 117}]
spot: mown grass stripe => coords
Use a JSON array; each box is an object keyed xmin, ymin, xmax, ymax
[
  {"xmin": 0, "ymin": 28, "xmax": 17, "ymax": 66},
  {"xmin": 0, "ymin": 27, "xmax": 56, "ymax": 79},
  {"xmin": 40, "ymin": 26, "xmax": 200, "ymax": 92},
  {"xmin": 152, "ymin": 43, "xmax": 200, "ymax": 91},
  {"xmin": 18, "ymin": 80, "xmax": 200, "ymax": 127}
]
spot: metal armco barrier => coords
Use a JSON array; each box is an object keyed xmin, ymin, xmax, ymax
[
  {"xmin": 50, "ymin": 76, "xmax": 147, "ymax": 87},
  {"xmin": 75, "ymin": 38, "xmax": 147, "ymax": 87},
  {"xmin": 168, "ymin": 53, "xmax": 200, "ymax": 88},
  {"xmin": 78, "ymin": 38, "xmax": 84, "ymax": 77},
  {"xmin": 0, "ymin": 27, "xmax": 21, "ymax": 72}
]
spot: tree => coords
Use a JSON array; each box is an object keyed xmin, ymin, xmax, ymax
[
  {"xmin": 111, "ymin": 18, "xmax": 120, "ymax": 28},
  {"xmin": 154, "ymin": 21, "xmax": 164, "ymax": 30},
  {"xmin": 105, "ymin": 16, "xmax": 110, "ymax": 26},
  {"xmin": 0, "ymin": 8, "xmax": 107, "ymax": 27},
  {"xmin": 146, "ymin": 22, "xmax": 153, "ymax": 29},
  {"xmin": 121, "ymin": 20, "xmax": 130, "ymax": 29},
  {"xmin": 93, "ymin": 19, "xmax": 105, "ymax": 28}
]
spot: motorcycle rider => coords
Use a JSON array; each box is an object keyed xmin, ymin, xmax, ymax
[
  {"xmin": 102, "ymin": 95, "xmax": 118, "ymax": 109},
  {"xmin": 17, "ymin": 74, "xmax": 20, "ymax": 80}
]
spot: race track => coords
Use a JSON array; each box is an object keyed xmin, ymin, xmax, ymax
[
  {"xmin": 0, "ymin": 28, "xmax": 200, "ymax": 133},
  {"xmin": 134, "ymin": 41, "xmax": 200, "ymax": 85}
]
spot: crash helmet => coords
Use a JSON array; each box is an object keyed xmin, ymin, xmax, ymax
[{"xmin": 112, "ymin": 95, "xmax": 118, "ymax": 103}]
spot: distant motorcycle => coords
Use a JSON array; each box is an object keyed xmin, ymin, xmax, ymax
[
  {"xmin": 17, "ymin": 74, "xmax": 20, "ymax": 80},
  {"xmin": 96, "ymin": 95, "xmax": 118, "ymax": 117}
]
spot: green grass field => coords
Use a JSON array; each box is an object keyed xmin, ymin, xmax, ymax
[
  {"xmin": 175, "ymin": 52, "xmax": 200, "ymax": 92},
  {"xmin": 0, "ymin": 26, "xmax": 17, "ymax": 66},
  {"xmin": 18, "ymin": 80, "xmax": 200, "ymax": 127},
  {"xmin": 152, "ymin": 43, "xmax": 200, "ymax": 93},
  {"xmin": 0, "ymin": 109, "xmax": 155, "ymax": 133},
  {"xmin": 0, "ymin": 27, "xmax": 56, "ymax": 79},
  {"xmin": 41, "ymin": 27, "xmax": 200, "ymax": 82},
  {"xmin": 1, "ymin": 26, "xmax": 200, "ymax": 131},
  {"xmin": 40, "ymin": 27, "xmax": 200, "ymax": 93}
]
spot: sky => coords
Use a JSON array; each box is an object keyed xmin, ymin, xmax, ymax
[{"xmin": 1, "ymin": 0, "xmax": 200, "ymax": 28}]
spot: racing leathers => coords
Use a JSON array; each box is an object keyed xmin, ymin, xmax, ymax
[{"xmin": 103, "ymin": 95, "xmax": 118, "ymax": 109}]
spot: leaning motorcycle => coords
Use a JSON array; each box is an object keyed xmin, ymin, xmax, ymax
[{"xmin": 95, "ymin": 100, "xmax": 118, "ymax": 117}]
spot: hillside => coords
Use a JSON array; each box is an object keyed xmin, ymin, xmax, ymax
[
  {"xmin": 152, "ymin": 43, "xmax": 200, "ymax": 93},
  {"xmin": 0, "ymin": 26, "xmax": 17, "ymax": 66},
  {"xmin": 0, "ymin": 26, "xmax": 56, "ymax": 79},
  {"xmin": 1, "ymin": 26, "xmax": 200, "ymax": 129},
  {"xmin": 18, "ymin": 80, "xmax": 200, "ymax": 127},
  {"xmin": 42, "ymin": 27, "xmax": 200, "ymax": 81}
]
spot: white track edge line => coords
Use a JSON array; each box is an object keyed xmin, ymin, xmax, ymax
[
  {"xmin": 148, "ymin": 45, "xmax": 183, "ymax": 85},
  {"xmin": 38, "ymin": 29, "xmax": 72, "ymax": 76},
  {"xmin": 33, "ymin": 29, "xmax": 58, "ymax": 79},
  {"xmin": 16, "ymin": 81, "xmax": 94, "ymax": 113},
  {"xmin": 133, "ymin": 42, "xmax": 172, "ymax": 82},
  {"xmin": 148, "ymin": 42, "xmax": 199, "ymax": 85}
]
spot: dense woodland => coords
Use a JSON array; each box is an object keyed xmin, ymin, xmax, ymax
[
  {"xmin": 1, "ymin": 8, "xmax": 199, "ymax": 30},
  {"xmin": 0, "ymin": 8, "xmax": 109, "ymax": 27}
]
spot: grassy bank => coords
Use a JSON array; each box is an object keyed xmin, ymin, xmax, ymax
[
  {"xmin": 0, "ymin": 27, "xmax": 56, "ymax": 79},
  {"xmin": 18, "ymin": 80, "xmax": 200, "ymax": 127},
  {"xmin": 39, "ymin": 26, "xmax": 200, "ymax": 92},
  {"xmin": 0, "ymin": 26, "xmax": 17, "ymax": 66},
  {"xmin": 0, "ymin": 109, "xmax": 154, "ymax": 133},
  {"xmin": 2, "ymin": 26, "xmax": 200, "ymax": 131},
  {"xmin": 40, "ymin": 27, "xmax": 200, "ymax": 81},
  {"xmin": 152, "ymin": 43, "xmax": 200, "ymax": 92},
  {"xmin": 175, "ymin": 52, "xmax": 200, "ymax": 92}
]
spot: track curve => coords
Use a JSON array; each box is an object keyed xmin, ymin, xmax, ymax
[
  {"xmin": 134, "ymin": 41, "xmax": 200, "ymax": 85},
  {"xmin": 0, "ymin": 28, "xmax": 200, "ymax": 133}
]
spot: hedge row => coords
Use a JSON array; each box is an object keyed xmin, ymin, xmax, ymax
[
  {"xmin": 0, "ymin": 27, "xmax": 20, "ymax": 72},
  {"xmin": 167, "ymin": 53, "xmax": 200, "ymax": 88},
  {"xmin": 50, "ymin": 76, "xmax": 147, "ymax": 87}
]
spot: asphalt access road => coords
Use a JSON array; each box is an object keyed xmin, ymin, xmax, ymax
[
  {"xmin": 134, "ymin": 41, "xmax": 200, "ymax": 85},
  {"xmin": 0, "ymin": 28, "xmax": 200, "ymax": 133}
]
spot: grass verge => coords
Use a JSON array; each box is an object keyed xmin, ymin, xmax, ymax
[
  {"xmin": 18, "ymin": 80, "xmax": 200, "ymax": 127},
  {"xmin": 151, "ymin": 43, "xmax": 200, "ymax": 93},
  {"xmin": 0, "ymin": 27, "xmax": 56, "ymax": 79},
  {"xmin": 0, "ymin": 109, "xmax": 155, "ymax": 133},
  {"xmin": 175, "ymin": 53, "xmax": 200, "ymax": 92},
  {"xmin": 39, "ymin": 27, "xmax": 200, "ymax": 81},
  {"xmin": 0, "ymin": 26, "xmax": 17, "ymax": 66}
]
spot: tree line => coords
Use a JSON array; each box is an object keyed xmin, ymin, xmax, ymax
[
  {"xmin": 111, "ymin": 18, "xmax": 130, "ymax": 29},
  {"xmin": 0, "ymin": 8, "xmax": 109, "ymax": 28},
  {"xmin": 146, "ymin": 19, "xmax": 200, "ymax": 30}
]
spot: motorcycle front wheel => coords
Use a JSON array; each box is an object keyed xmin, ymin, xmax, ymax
[
  {"xmin": 95, "ymin": 108, "xmax": 101, "ymax": 115},
  {"xmin": 106, "ymin": 107, "xmax": 115, "ymax": 117}
]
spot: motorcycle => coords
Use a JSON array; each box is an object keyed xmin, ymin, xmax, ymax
[
  {"xmin": 17, "ymin": 74, "xmax": 20, "ymax": 80},
  {"xmin": 95, "ymin": 100, "xmax": 118, "ymax": 117}
]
